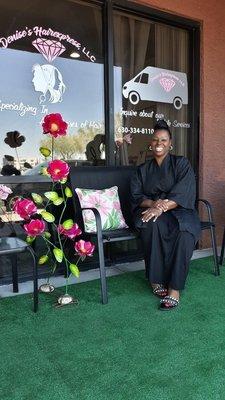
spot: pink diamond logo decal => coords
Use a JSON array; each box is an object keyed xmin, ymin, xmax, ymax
[
  {"xmin": 159, "ymin": 78, "xmax": 176, "ymax": 92},
  {"xmin": 32, "ymin": 38, "xmax": 66, "ymax": 62}
]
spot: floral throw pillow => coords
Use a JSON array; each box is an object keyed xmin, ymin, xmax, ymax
[{"xmin": 75, "ymin": 186, "xmax": 128, "ymax": 233}]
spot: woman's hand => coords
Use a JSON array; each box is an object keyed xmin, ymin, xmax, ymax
[
  {"xmin": 153, "ymin": 199, "xmax": 169, "ymax": 212},
  {"xmin": 141, "ymin": 207, "xmax": 163, "ymax": 223}
]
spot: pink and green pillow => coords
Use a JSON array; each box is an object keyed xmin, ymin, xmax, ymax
[{"xmin": 75, "ymin": 186, "xmax": 128, "ymax": 233}]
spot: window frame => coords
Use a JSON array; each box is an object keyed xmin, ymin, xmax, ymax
[{"xmin": 0, "ymin": 0, "xmax": 200, "ymax": 183}]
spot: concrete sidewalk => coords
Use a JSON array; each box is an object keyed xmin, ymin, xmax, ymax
[{"xmin": 0, "ymin": 248, "xmax": 216, "ymax": 298}]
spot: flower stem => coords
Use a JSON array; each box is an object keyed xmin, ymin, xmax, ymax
[
  {"xmin": 42, "ymin": 236, "xmax": 56, "ymax": 248},
  {"xmin": 54, "ymin": 184, "xmax": 69, "ymax": 294},
  {"xmin": 51, "ymin": 137, "xmax": 54, "ymax": 161}
]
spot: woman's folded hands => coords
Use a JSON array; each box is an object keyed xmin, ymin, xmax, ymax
[{"xmin": 141, "ymin": 206, "xmax": 163, "ymax": 223}]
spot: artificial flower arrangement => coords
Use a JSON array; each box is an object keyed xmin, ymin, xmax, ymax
[{"xmin": 0, "ymin": 113, "xmax": 95, "ymax": 306}]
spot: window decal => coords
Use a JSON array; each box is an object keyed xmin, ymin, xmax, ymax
[
  {"xmin": 32, "ymin": 38, "xmax": 66, "ymax": 62},
  {"xmin": 32, "ymin": 64, "xmax": 66, "ymax": 104},
  {"xmin": 0, "ymin": 26, "xmax": 96, "ymax": 62},
  {"xmin": 123, "ymin": 66, "xmax": 188, "ymax": 110}
]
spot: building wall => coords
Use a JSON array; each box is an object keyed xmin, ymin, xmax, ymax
[{"xmin": 136, "ymin": 0, "xmax": 225, "ymax": 246}]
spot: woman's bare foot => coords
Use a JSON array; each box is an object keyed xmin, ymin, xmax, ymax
[
  {"xmin": 159, "ymin": 288, "xmax": 180, "ymax": 311},
  {"xmin": 167, "ymin": 288, "xmax": 179, "ymax": 301}
]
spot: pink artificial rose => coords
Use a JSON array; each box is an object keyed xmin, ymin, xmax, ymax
[
  {"xmin": 74, "ymin": 240, "xmax": 95, "ymax": 257},
  {"xmin": 42, "ymin": 113, "xmax": 68, "ymax": 138},
  {"xmin": 58, "ymin": 223, "xmax": 82, "ymax": 239},
  {"xmin": 47, "ymin": 160, "xmax": 70, "ymax": 182},
  {"xmin": 24, "ymin": 219, "xmax": 46, "ymax": 237},
  {"xmin": 0, "ymin": 185, "xmax": 12, "ymax": 200},
  {"xmin": 13, "ymin": 198, "xmax": 37, "ymax": 220}
]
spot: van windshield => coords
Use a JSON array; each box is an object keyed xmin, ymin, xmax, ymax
[{"xmin": 134, "ymin": 74, "xmax": 141, "ymax": 83}]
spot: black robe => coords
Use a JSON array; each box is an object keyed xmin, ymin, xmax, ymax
[{"xmin": 130, "ymin": 154, "xmax": 201, "ymax": 290}]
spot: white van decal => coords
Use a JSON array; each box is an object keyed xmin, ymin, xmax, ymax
[
  {"xmin": 123, "ymin": 66, "xmax": 188, "ymax": 110},
  {"xmin": 159, "ymin": 78, "xmax": 175, "ymax": 92}
]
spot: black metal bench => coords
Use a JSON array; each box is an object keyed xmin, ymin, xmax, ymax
[
  {"xmin": 197, "ymin": 199, "xmax": 219, "ymax": 276},
  {"xmin": 69, "ymin": 166, "xmax": 139, "ymax": 304},
  {"xmin": 69, "ymin": 166, "xmax": 219, "ymax": 305}
]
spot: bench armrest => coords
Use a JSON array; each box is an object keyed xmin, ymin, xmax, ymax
[
  {"xmin": 197, "ymin": 198, "xmax": 214, "ymax": 223},
  {"xmin": 81, "ymin": 207, "xmax": 103, "ymax": 236}
]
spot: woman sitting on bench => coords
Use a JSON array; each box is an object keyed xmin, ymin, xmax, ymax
[{"xmin": 130, "ymin": 120, "xmax": 201, "ymax": 311}]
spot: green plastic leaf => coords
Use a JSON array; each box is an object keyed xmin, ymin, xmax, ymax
[
  {"xmin": 44, "ymin": 232, "xmax": 51, "ymax": 239},
  {"xmin": 26, "ymin": 235, "xmax": 36, "ymax": 244},
  {"xmin": 39, "ymin": 147, "xmax": 51, "ymax": 157},
  {"xmin": 53, "ymin": 248, "xmax": 63, "ymax": 263},
  {"xmin": 62, "ymin": 219, "xmax": 73, "ymax": 229},
  {"xmin": 44, "ymin": 191, "xmax": 58, "ymax": 201},
  {"xmin": 60, "ymin": 178, "xmax": 67, "ymax": 184},
  {"xmin": 41, "ymin": 211, "xmax": 55, "ymax": 223},
  {"xmin": 65, "ymin": 187, "xmax": 73, "ymax": 198},
  {"xmin": 53, "ymin": 197, "xmax": 64, "ymax": 206},
  {"xmin": 38, "ymin": 255, "xmax": 49, "ymax": 265},
  {"xmin": 31, "ymin": 193, "xmax": 43, "ymax": 204},
  {"xmin": 69, "ymin": 263, "xmax": 80, "ymax": 277}
]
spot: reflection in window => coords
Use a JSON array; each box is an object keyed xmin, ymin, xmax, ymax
[{"xmin": 0, "ymin": 0, "xmax": 105, "ymax": 178}]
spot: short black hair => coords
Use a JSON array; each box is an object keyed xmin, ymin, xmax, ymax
[{"xmin": 154, "ymin": 120, "xmax": 172, "ymax": 139}]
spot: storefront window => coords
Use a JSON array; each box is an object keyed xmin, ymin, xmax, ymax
[
  {"xmin": 0, "ymin": 0, "xmax": 200, "ymax": 280},
  {"xmin": 114, "ymin": 11, "xmax": 196, "ymax": 170},
  {"xmin": 0, "ymin": 0, "xmax": 105, "ymax": 178}
]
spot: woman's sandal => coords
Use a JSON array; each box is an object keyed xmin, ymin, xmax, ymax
[
  {"xmin": 152, "ymin": 285, "xmax": 168, "ymax": 298},
  {"xmin": 159, "ymin": 295, "xmax": 179, "ymax": 311}
]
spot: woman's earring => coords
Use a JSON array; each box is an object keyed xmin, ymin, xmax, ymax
[
  {"xmin": 149, "ymin": 145, "xmax": 152, "ymax": 151},
  {"xmin": 170, "ymin": 145, "xmax": 173, "ymax": 151}
]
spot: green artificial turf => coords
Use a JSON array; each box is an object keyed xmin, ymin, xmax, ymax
[{"xmin": 0, "ymin": 257, "xmax": 225, "ymax": 400}]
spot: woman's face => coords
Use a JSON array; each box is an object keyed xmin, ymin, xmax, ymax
[{"xmin": 151, "ymin": 129, "xmax": 171, "ymax": 158}]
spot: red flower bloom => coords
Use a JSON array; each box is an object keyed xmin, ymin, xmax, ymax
[
  {"xmin": 47, "ymin": 160, "xmax": 70, "ymax": 182},
  {"xmin": 13, "ymin": 198, "xmax": 37, "ymax": 220},
  {"xmin": 58, "ymin": 223, "xmax": 82, "ymax": 239},
  {"xmin": 24, "ymin": 219, "xmax": 46, "ymax": 237},
  {"xmin": 74, "ymin": 240, "xmax": 95, "ymax": 257},
  {"xmin": 42, "ymin": 113, "xmax": 68, "ymax": 138}
]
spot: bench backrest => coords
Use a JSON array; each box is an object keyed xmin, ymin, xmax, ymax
[{"xmin": 69, "ymin": 165, "xmax": 137, "ymax": 229}]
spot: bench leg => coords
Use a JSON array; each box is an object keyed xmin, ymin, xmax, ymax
[
  {"xmin": 219, "ymin": 227, "xmax": 225, "ymax": 265},
  {"xmin": 10, "ymin": 254, "xmax": 19, "ymax": 293},
  {"xmin": 27, "ymin": 247, "xmax": 38, "ymax": 312},
  {"xmin": 96, "ymin": 237, "xmax": 108, "ymax": 304},
  {"xmin": 210, "ymin": 226, "xmax": 220, "ymax": 276}
]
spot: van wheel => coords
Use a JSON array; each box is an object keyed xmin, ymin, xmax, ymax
[
  {"xmin": 129, "ymin": 91, "xmax": 140, "ymax": 105},
  {"xmin": 173, "ymin": 97, "xmax": 183, "ymax": 110}
]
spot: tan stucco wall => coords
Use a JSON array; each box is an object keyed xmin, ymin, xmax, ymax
[{"xmin": 134, "ymin": 0, "xmax": 225, "ymax": 247}]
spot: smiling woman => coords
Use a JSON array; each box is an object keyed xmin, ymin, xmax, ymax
[
  {"xmin": 130, "ymin": 120, "xmax": 201, "ymax": 311},
  {"xmin": 149, "ymin": 121, "xmax": 172, "ymax": 159}
]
